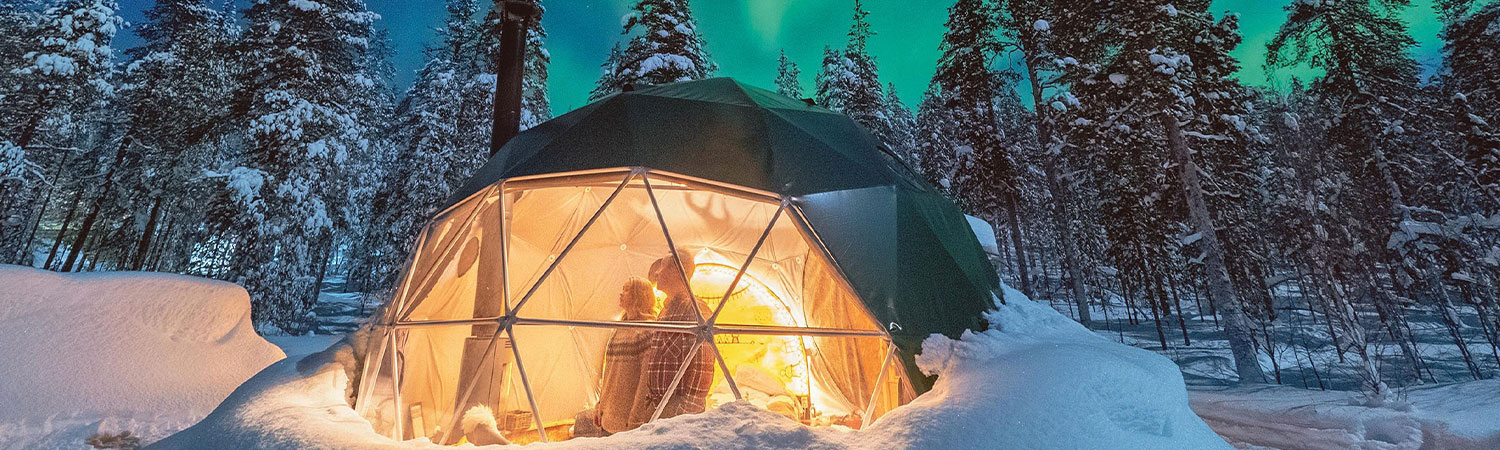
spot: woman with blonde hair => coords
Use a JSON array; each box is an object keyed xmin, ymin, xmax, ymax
[{"xmin": 590, "ymin": 277, "xmax": 658, "ymax": 435}]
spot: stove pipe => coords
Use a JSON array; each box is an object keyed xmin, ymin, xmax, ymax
[{"xmin": 489, "ymin": 1, "xmax": 538, "ymax": 157}]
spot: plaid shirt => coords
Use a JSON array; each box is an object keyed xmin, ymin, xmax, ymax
[{"xmin": 644, "ymin": 293, "xmax": 714, "ymax": 418}]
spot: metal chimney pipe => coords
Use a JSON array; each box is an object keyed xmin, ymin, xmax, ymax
[{"xmin": 489, "ymin": 1, "xmax": 538, "ymax": 157}]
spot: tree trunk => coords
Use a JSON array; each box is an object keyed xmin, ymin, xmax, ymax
[
  {"xmin": 1162, "ymin": 114, "xmax": 1266, "ymax": 384},
  {"xmin": 130, "ymin": 197, "xmax": 162, "ymax": 270},
  {"xmin": 1167, "ymin": 274, "xmax": 1190, "ymax": 346},
  {"xmin": 44, "ymin": 188, "xmax": 85, "ymax": 269},
  {"xmin": 61, "ymin": 136, "xmax": 131, "ymax": 272},
  {"xmin": 20, "ymin": 156, "xmax": 69, "ymax": 264},
  {"xmin": 1024, "ymin": 55, "xmax": 1090, "ymax": 325},
  {"xmin": 1004, "ymin": 192, "xmax": 1033, "ymax": 297}
]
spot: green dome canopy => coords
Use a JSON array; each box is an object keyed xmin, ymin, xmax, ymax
[{"xmin": 450, "ymin": 77, "xmax": 1001, "ymax": 391}]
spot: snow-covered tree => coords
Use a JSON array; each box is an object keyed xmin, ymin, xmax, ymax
[
  {"xmin": 812, "ymin": 45, "xmax": 845, "ymax": 111},
  {"xmin": 924, "ymin": 0, "xmax": 1033, "ymax": 297},
  {"xmin": 774, "ymin": 49, "xmax": 802, "ymax": 99},
  {"xmin": 1438, "ymin": 0, "xmax": 1500, "ymax": 204},
  {"xmin": 998, "ymin": 0, "xmax": 1107, "ymax": 325},
  {"xmin": 0, "ymin": 0, "xmax": 121, "ymax": 265},
  {"xmin": 353, "ymin": 0, "xmax": 550, "ymax": 296},
  {"xmin": 817, "ymin": 1, "xmax": 893, "ymax": 140},
  {"xmin": 590, "ymin": 42, "xmax": 625, "ymax": 101},
  {"xmin": 881, "ymin": 82, "xmax": 917, "ymax": 164},
  {"xmin": 594, "ymin": 0, "xmax": 714, "ymax": 95},
  {"xmin": 0, "ymin": 2, "xmax": 42, "ymax": 213},
  {"xmin": 1269, "ymin": 0, "xmax": 1428, "ymax": 392},
  {"xmin": 75, "ymin": 0, "xmax": 241, "ymax": 271},
  {"xmin": 224, "ymin": 0, "xmax": 384, "ymax": 331}
]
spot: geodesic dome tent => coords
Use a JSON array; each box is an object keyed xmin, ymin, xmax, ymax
[{"xmin": 356, "ymin": 78, "xmax": 1002, "ymax": 444}]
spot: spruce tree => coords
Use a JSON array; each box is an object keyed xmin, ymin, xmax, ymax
[
  {"xmin": 0, "ymin": 0, "xmax": 122, "ymax": 265},
  {"xmin": 595, "ymin": 0, "xmax": 714, "ymax": 95},
  {"xmin": 835, "ymin": 1, "xmax": 890, "ymax": 139},
  {"xmin": 227, "ymin": 0, "xmax": 383, "ymax": 331},
  {"xmin": 591, "ymin": 42, "xmax": 626, "ymax": 101},
  {"xmin": 0, "ymin": 1, "xmax": 41, "ymax": 227},
  {"xmin": 881, "ymin": 82, "xmax": 917, "ymax": 164},
  {"xmin": 927, "ymin": 0, "xmax": 1032, "ymax": 297},
  {"xmin": 914, "ymin": 82, "xmax": 958, "ymax": 190},
  {"xmin": 356, "ymin": 0, "xmax": 549, "ymax": 296},
  {"xmin": 95, "ymin": 0, "xmax": 237, "ymax": 271},
  {"xmin": 774, "ymin": 49, "xmax": 802, "ymax": 99},
  {"xmin": 812, "ymin": 45, "xmax": 845, "ymax": 111}
]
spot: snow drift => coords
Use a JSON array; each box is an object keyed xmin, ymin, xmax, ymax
[
  {"xmin": 0, "ymin": 265, "xmax": 284, "ymax": 449},
  {"xmin": 867, "ymin": 285, "xmax": 1230, "ymax": 449},
  {"xmin": 151, "ymin": 284, "xmax": 1230, "ymax": 449}
]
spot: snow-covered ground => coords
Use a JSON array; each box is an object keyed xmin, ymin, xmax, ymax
[
  {"xmin": 0, "ymin": 265, "xmax": 285, "ymax": 450},
  {"xmin": 9, "ymin": 262, "xmax": 1496, "ymax": 449},
  {"xmin": 1190, "ymin": 381, "xmax": 1500, "ymax": 449},
  {"xmin": 149, "ymin": 284, "xmax": 1232, "ymax": 449},
  {"xmin": 1021, "ymin": 275, "xmax": 1500, "ymax": 449}
]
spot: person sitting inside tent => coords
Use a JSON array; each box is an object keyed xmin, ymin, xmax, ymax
[
  {"xmin": 643, "ymin": 249, "xmax": 715, "ymax": 420},
  {"xmin": 578, "ymin": 277, "xmax": 659, "ymax": 437}
]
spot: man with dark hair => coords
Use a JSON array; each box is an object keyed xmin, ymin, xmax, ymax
[{"xmin": 641, "ymin": 249, "xmax": 714, "ymax": 420}]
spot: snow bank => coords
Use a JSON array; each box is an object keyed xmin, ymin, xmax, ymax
[
  {"xmin": 1191, "ymin": 381, "xmax": 1500, "ymax": 449},
  {"xmin": 866, "ymin": 285, "xmax": 1230, "ymax": 449},
  {"xmin": 151, "ymin": 283, "xmax": 1229, "ymax": 449},
  {"xmin": 0, "ymin": 265, "xmax": 284, "ymax": 448}
]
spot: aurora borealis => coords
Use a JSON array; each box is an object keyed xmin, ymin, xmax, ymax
[{"xmin": 114, "ymin": 0, "xmax": 1444, "ymax": 112}]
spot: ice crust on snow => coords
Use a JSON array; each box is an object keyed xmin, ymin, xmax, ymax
[
  {"xmin": 0, "ymin": 265, "xmax": 284, "ymax": 448},
  {"xmin": 152, "ymin": 283, "xmax": 1232, "ymax": 449}
]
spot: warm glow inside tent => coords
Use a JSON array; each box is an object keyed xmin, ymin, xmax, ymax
[{"xmin": 355, "ymin": 78, "xmax": 1000, "ymax": 444}]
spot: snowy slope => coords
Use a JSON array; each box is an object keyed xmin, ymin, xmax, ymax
[
  {"xmin": 0, "ymin": 265, "xmax": 285, "ymax": 449},
  {"xmin": 150, "ymin": 283, "xmax": 1231, "ymax": 449}
]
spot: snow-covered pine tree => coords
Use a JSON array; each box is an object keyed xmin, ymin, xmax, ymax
[
  {"xmin": 812, "ymin": 45, "xmax": 845, "ymax": 111},
  {"xmin": 590, "ymin": 42, "xmax": 625, "ymax": 101},
  {"xmin": 0, "ymin": 0, "xmax": 122, "ymax": 265},
  {"xmin": 1169, "ymin": 8, "xmax": 1274, "ymax": 384},
  {"xmin": 358, "ymin": 59, "xmax": 465, "ymax": 297},
  {"xmin": 1056, "ymin": 0, "xmax": 1266, "ymax": 376},
  {"xmin": 914, "ymin": 82, "xmax": 957, "ymax": 190},
  {"xmin": 1268, "ymin": 0, "xmax": 1428, "ymax": 389},
  {"xmin": 480, "ymin": 0, "xmax": 550, "ymax": 128},
  {"xmin": 354, "ymin": 0, "xmax": 550, "ymax": 297},
  {"xmin": 82, "ymin": 0, "xmax": 239, "ymax": 271},
  {"xmin": 594, "ymin": 0, "xmax": 714, "ymax": 96},
  {"xmin": 927, "ymin": 0, "xmax": 1032, "ymax": 297},
  {"xmin": 333, "ymin": 27, "xmax": 396, "ymax": 292},
  {"xmin": 774, "ymin": 49, "xmax": 802, "ymax": 99},
  {"xmin": 1438, "ymin": 0, "xmax": 1500, "ymax": 203},
  {"xmin": 881, "ymin": 82, "xmax": 917, "ymax": 164},
  {"xmin": 0, "ymin": 1, "xmax": 42, "ymax": 221},
  {"xmin": 227, "ymin": 0, "xmax": 383, "ymax": 331},
  {"xmin": 998, "ymin": 0, "xmax": 1104, "ymax": 324},
  {"xmin": 824, "ymin": 0, "xmax": 894, "ymax": 144}
]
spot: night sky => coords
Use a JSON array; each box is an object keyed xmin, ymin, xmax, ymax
[{"xmin": 113, "ymin": 0, "xmax": 1444, "ymax": 113}]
